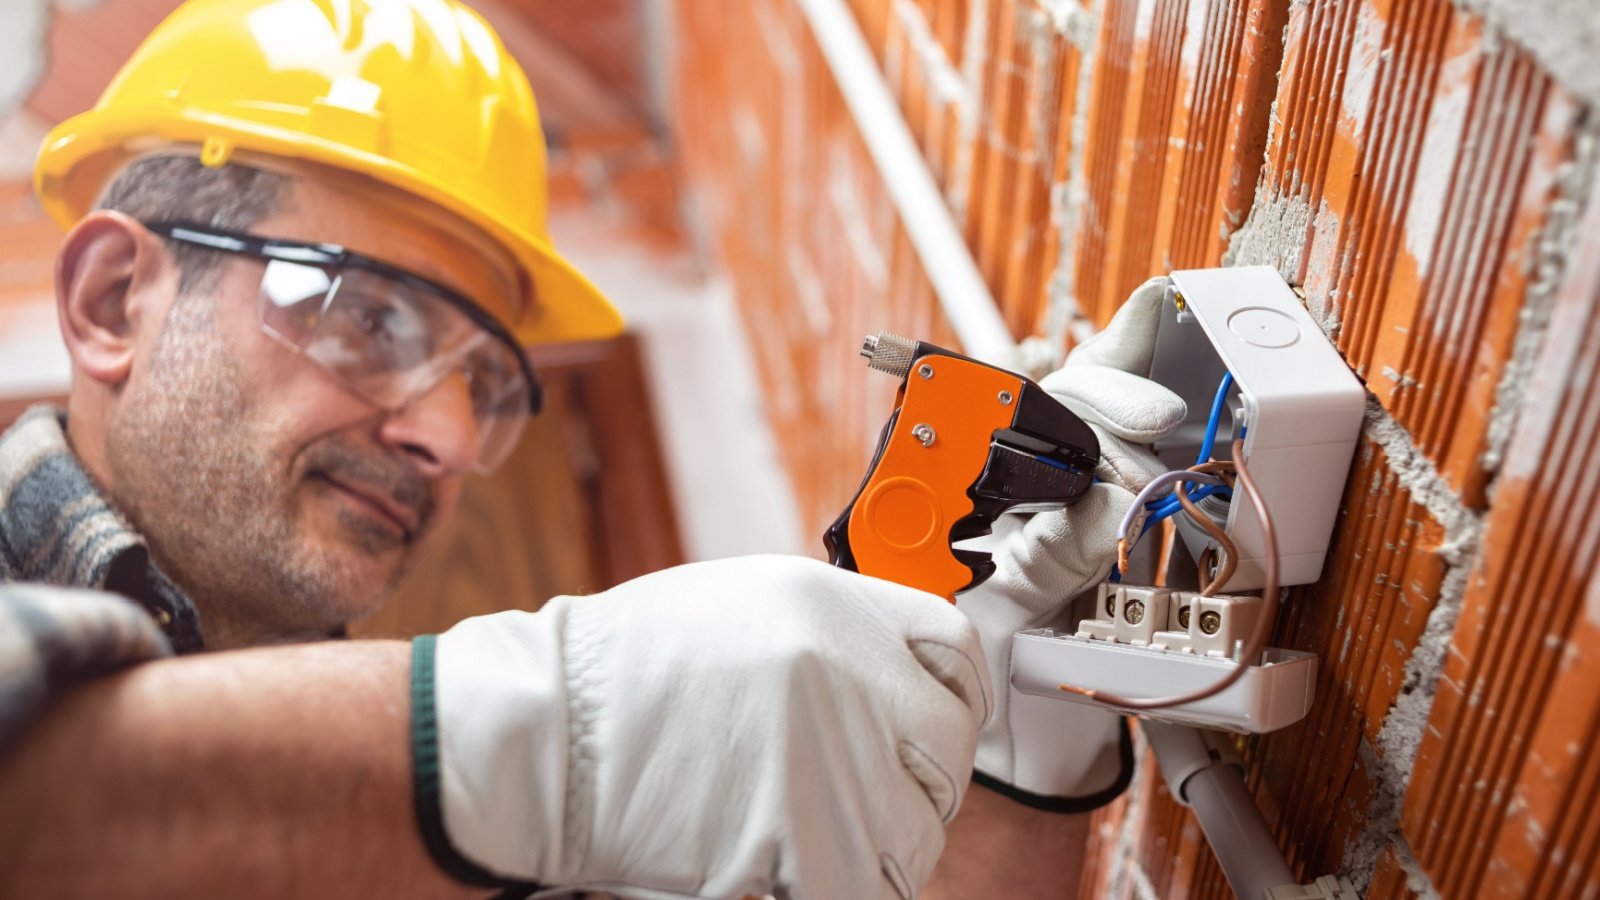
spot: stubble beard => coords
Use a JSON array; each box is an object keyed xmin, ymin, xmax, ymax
[{"xmin": 106, "ymin": 292, "xmax": 413, "ymax": 645}]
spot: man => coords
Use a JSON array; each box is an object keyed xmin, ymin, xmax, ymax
[{"xmin": 0, "ymin": 0, "xmax": 1186, "ymax": 896}]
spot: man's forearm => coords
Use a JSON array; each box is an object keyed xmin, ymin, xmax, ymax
[
  {"xmin": 0, "ymin": 640, "xmax": 483, "ymax": 899},
  {"xmin": 923, "ymin": 782, "xmax": 1091, "ymax": 898}
]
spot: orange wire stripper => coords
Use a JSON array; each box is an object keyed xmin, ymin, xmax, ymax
[{"xmin": 825, "ymin": 333, "xmax": 1100, "ymax": 601}]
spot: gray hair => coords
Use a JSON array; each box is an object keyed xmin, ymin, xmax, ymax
[{"xmin": 96, "ymin": 154, "xmax": 290, "ymax": 293}]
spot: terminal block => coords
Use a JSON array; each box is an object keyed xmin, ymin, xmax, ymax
[
  {"xmin": 1026, "ymin": 581, "xmax": 1314, "ymax": 733},
  {"xmin": 1076, "ymin": 584, "xmax": 1264, "ymax": 659},
  {"xmin": 1076, "ymin": 584, "xmax": 1170, "ymax": 645}
]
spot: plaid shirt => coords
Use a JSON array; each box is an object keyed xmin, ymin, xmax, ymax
[{"xmin": 0, "ymin": 405, "xmax": 203, "ymax": 751}]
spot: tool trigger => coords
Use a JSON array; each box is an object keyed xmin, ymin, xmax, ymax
[
  {"xmin": 953, "ymin": 548, "xmax": 997, "ymax": 594},
  {"xmin": 950, "ymin": 513, "xmax": 994, "ymax": 542}
]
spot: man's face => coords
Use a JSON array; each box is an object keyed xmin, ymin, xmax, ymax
[{"xmin": 104, "ymin": 173, "xmax": 522, "ymax": 646}]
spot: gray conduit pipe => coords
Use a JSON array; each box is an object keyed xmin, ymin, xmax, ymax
[{"xmin": 1143, "ymin": 719, "xmax": 1296, "ymax": 900}]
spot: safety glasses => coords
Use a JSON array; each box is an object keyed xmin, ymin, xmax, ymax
[{"xmin": 144, "ymin": 220, "xmax": 540, "ymax": 473}]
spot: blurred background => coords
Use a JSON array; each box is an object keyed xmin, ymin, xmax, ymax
[{"xmin": 4, "ymin": 0, "xmax": 1600, "ymax": 896}]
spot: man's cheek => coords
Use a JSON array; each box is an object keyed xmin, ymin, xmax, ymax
[{"xmin": 422, "ymin": 486, "xmax": 464, "ymax": 542}]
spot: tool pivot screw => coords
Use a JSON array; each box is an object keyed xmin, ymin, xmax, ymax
[
  {"xmin": 1199, "ymin": 611, "xmax": 1221, "ymax": 634},
  {"xmin": 911, "ymin": 423, "xmax": 936, "ymax": 447},
  {"xmin": 998, "ymin": 390, "xmax": 1014, "ymax": 405},
  {"xmin": 1177, "ymin": 606, "xmax": 1191, "ymax": 629},
  {"xmin": 1124, "ymin": 600, "xmax": 1145, "ymax": 625},
  {"xmin": 917, "ymin": 364, "xmax": 934, "ymax": 379}
]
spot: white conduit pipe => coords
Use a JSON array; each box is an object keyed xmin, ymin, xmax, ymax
[
  {"xmin": 1143, "ymin": 720, "xmax": 1298, "ymax": 898},
  {"xmin": 792, "ymin": 0, "xmax": 1018, "ymax": 363}
]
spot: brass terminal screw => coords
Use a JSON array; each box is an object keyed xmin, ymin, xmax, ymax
[{"xmin": 1125, "ymin": 600, "xmax": 1146, "ymax": 626}]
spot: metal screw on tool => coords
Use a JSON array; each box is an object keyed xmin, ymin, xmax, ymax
[
  {"xmin": 861, "ymin": 332, "xmax": 918, "ymax": 378},
  {"xmin": 918, "ymin": 364, "xmax": 934, "ymax": 379},
  {"xmin": 1199, "ymin": 611, "xmax": 1222, "ymax": 635},
  {"xmin": 1105, "ymin": 592, "xmax": 1116, "ymax": 617},
  {"xmin": 998, "ymin": 390, "xmax": 1014, "ymax": 405},
  {"xmin": 911, "ymin": 423, "xmax": 936, "ymax": 447},
  {"xmin": 1178, "ymin": 606, "xmax": 1191, "ymax": 629},
  {"xmin": 1124, "ymin": 600, "xmax": 1145, "ymax": 625}
]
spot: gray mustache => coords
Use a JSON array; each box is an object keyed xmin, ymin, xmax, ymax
[{"xmin": 305, "ymin": 443, "xmax": 435, "ymax": 536}]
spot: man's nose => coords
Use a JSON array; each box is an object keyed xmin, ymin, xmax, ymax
[{"xmin": 377, "ymin": 370, "xmax": 479, "ymax": 477}]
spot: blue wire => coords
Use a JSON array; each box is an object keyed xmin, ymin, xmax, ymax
[
  {"xmin": 1197, "ymin": 371, "xmax": 1235, "ymax": 464},
  {"xmin": 1140, "ymin": 484, "xmax": 1232, "ymax": 536},
  {"xmin": 1121, "ymin": 373, "xmax": 1238, "ymax": 563},
  {"xmin": 1116, "ymin": 371, "xmax": 1240, "ymax": 573},
  {"xmin": 1148, "ymin": 484, "xmax": 1230, "ymax": 517},
  {"xmin": 1142, "ymin": 482, "xmax": 1231, "ymax": 514}
]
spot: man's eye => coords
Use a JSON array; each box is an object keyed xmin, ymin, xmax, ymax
[
  {"xmin": 460, "ymin": 359, "xmax": 493, "ymax": 406},
  {"xmin": 347, "ymin": 298, "xmax": 399, "ymax": 339},
  {"xmin": 461, "ymin": 357, "xmax": 523, "ymax": 419},
  {"xmin": 321, "ymin": 292, "xmax": 438, "ymax": 374},
  {"xmin": 336, "ymin": 292, "xmax": 430, "ymax": 349}
]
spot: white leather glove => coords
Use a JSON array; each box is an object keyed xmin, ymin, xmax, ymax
[
  {"xmin": 413, "ymin": 555, "xmax": 992, "ymax": 899},
  {"xmin": 956, "ymin": 276, "xmax": 1185, "ymax": 808}
]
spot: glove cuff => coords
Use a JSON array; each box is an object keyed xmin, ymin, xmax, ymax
[
  {"xmin": 411, "ymin": 633, "xmax": 549, "ymax": 894},
  {"xmin": 973, "ymin": 717, "xmax": 1135, "ymax": 813}
]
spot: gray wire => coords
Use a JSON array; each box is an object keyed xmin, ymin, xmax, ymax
[{"xmin": 1118, "ymin": 469, "xmax": 1228, "ymax": 543}]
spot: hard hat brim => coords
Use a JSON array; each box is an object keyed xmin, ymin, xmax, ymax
[{"xmin": 36, "ymin": 109, "xmax": 626, "ymax": 347}]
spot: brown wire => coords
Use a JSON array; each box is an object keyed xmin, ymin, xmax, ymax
[
  {"xmin": 1176, "ymin": 478, "xmax": 1237, "ymax": 595},
  {"xmin": 1062, "ymin": 439, "xmax": 1279, "ymax": 710},
  {"xmin": 1119, "ymin": 460, "xmax": 1236, "ymax": 579},
  {"xmin": 1196, "ymin": 545, "xmax": 1219, "ymax": 594},
  {"xmin": 1188, "ymin": 459, "xmax": 1238, "ymax": 480},
  {"xmin": 1169, "ymin": 459, "xmax": 1238, "ymax": 593}
]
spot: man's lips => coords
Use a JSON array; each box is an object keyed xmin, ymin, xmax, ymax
[{"xmin": 316, "ymin": 473, "xmax": 422, "ymax": 539}]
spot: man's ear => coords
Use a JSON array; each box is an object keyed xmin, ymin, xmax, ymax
[{"xmin": 56, "ymin": 210, "xmax": 174, "ymax": 387}]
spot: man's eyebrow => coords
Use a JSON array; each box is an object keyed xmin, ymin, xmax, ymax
[
  {"xmin": 407, "ymin": 260, "xmax": 456, "ymax": 286},
  {"xmin": 363, "ymin": 258, "xmax": 499, "ymax": 317},
  {"xmin": 409, "ymin": 257, "xmax": 518, "ymax": 312}
]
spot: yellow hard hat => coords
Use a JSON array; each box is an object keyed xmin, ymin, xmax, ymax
[{"xmin": 34, "ymin": 0, "xmax": 623, "ymax": 346}]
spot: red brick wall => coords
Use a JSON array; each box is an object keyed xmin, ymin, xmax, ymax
[{"xmin": 670, "ymin": 0, "xmax": 1600, "ymax": 894}]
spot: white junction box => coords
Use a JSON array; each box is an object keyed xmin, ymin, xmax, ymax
[
  {"xmin": 1149, "ymin": 267, "xmax": 1367, "ymax": 590},
  {"xmin": 1011, "ymin": 629, "xmax": 1318, "ymax": 733},
  {"xmin": 1010, "ymin": 268, "xmax": 1361, "ymax": 733}
]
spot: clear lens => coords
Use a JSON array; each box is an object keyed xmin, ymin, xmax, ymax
[
  {"xmin": 258, "ymin": 259, "xmax": 531, "ymax": 473},
  {"xmin": 457, "ymin": 336, "xmax": 530, "ymax": 472}
]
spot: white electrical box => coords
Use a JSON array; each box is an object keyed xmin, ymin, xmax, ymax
[
  {"xmin": 1149, "ymin": 267, "xmax": 1366, "ymax": 589},
  {"xmin": 1011, "ymin": 267, "xmax": 1363, "ymax": 733}
]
